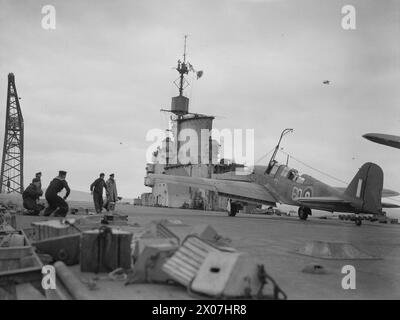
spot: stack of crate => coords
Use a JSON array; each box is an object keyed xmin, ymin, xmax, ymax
[{"xmin": 31, "ymin": 220, "xmax": 80, "ymax": 241}]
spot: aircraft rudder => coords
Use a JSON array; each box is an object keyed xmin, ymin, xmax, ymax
[{"xmin": 344, "ymin": 162, "xmax": 383, "ymax": 213}]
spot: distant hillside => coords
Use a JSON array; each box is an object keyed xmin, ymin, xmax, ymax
[{"xmin": 62, "ymin": 189, "xmax": 92, "ymax": 202}]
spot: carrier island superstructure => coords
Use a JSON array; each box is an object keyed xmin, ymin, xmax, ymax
[{"xmin": 142, "ymin": 38, "xmax": 251, "ymax": 212}]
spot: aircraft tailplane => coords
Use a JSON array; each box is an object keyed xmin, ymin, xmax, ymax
[{"xmin": 344, "ymin": 162, "xmax": 383, "ymax": 214}]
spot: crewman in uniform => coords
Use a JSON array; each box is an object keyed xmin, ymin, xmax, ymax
[
  {"xmin": 90, "ymin": 173, "xmax": 107, "ymax": 213},
  {"xmin": 35, "ymin": 172, "xmax": 42, "ymax": 188},
  {"xmin": 22, "ymin": 178, "xmax": 45, "ymax": 215},
  {"xmin": 104, "ymin": 173, "xmax": 118, "ymax": 211},
  {"xmin": 35, "ymin": 172, "xmax": 43, "ymax": 195},
  {"xmin": 43, "ymin": 170, "xmax": 71, "ymax": 217}
]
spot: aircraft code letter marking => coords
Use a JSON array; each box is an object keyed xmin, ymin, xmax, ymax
[{"xmin": 292, "ymin": 187, "xmax": 303, "ymax": 200}]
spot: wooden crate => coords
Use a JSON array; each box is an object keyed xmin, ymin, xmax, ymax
[
  {"xmin": 0, "ymin": 230, "xmax": 44, "ymax": 299},
  {"xmin": 0, "ymin": 212, "xmax": 17, "ymax": 231},
  {"xmin": 32, "ymin": 233, "xmax": 81, "ymax": 266},
  {"xmin": 80, "ymin": 227, "xmax": 132, "ymax": 273},
  {"xmin": 31, "ymin": 219, "xmax": 80, "ymax": 241}
]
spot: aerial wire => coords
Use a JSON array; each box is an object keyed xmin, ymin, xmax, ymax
[
  {"xmin": 255, "ymin": 147, "xmax": 276, "ymax": 164},
  {"xmin": 279, "ymin": 150, "xmax": 348, "ymax": 185}
]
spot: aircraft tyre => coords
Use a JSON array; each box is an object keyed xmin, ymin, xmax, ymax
[
  {"xmin": 355, "ymin": 217, "xmax": 362, "ymax": 226},
  {"xmin": 298, "ymin": 206, "xmax": 310, "ymax": 220}
]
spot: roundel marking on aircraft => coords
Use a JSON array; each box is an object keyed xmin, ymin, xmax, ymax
[{"xmin": 303, "ymin": 188, "xmax": 313, "ymax": 198}]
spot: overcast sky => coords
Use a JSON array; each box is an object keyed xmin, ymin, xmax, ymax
[{"xmin": 0, "ymin": 0, "xmax": 399, "ymax": 203}]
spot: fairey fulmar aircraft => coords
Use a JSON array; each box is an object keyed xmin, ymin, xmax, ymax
[{"xmin": 150, "ymin": 135, "xmax": 399, "ymax": 226}]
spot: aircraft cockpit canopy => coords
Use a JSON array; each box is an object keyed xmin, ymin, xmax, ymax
[
  {"xmin": 267, "ymin": 161, "xmax": 305, "ymax": 184},
  {"xmin": 267, "ymin": 160, "xmax": 280, "ymax": 176},
  {"xmin": 288, "ymin": 169, "xmax": 305, "ymax": 184}
]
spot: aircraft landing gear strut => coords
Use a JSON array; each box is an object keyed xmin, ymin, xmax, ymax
[{"xmin": 298, "ymin": 206, "xmax": 311, "ymax": 220}]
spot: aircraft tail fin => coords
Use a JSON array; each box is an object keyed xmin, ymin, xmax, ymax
[{"xmin": 344, "ymin": 162, "xmax": 383, "ymax": 213}]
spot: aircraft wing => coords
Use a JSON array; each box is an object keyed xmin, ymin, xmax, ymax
[
  {"xmin": 334, "ymin": 187, "xmax": 399, "ymax": 198},
  {"xmin": 382, "ymin": 202, "xmax": 400, "ymax": 208},
  {"xmin": 149, "ymin": 174, "xmax": 276, "ymax": 206},
  {"xmin": 363, "ymin": 133, "xmax": 400, "ymax": 149},
  {"xmin": 381, "ymin": 189, "xmax": 399, "ymax": 197}
]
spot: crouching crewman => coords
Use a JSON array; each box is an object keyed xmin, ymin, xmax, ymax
[{"xmin": 22, "ymin": 178, "xmax": 45, "ymax": 215}]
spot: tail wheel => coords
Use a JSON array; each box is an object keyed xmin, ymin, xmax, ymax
[
  {"xmin": 298, "ymin": 206, "xmax": 310, "ymax": 220},
  {"xmin": 228, "ymin": 203, "xmax": 238, "ymax": 217},
  {"xmin": 355, "ymin": 217, "xmax": 362, "ymax": 226}
]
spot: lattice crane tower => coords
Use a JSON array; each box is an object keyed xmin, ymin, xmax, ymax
[{"xmin": 0, "ymin": 73, "xmax": 24, "ymax": 193}]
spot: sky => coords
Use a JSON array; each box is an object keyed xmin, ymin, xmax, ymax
[{"xmin": 0, "ymin": 0, "xmax": 399, "ymax": 210}]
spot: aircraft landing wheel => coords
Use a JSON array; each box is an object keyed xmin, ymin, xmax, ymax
[
  {"xmin": 355, "ymin": 217, "xmax": 362, "ymax": 226},
  {"xmin": 228, "ymin": 203, "xmax": 238, "ymax": 217},
  {"xmin": 298, "ymin": 206, "xmax": 310, "ymax": 220}
]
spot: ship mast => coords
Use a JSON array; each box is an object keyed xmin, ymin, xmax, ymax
[{"xmin": 177, "ymin": 35, "xmax": 189, "ymax": 96}]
